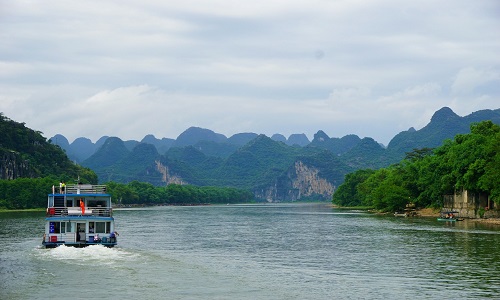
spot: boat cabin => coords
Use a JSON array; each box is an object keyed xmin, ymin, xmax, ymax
[{"xmin": 43, "ymin": 184, "xmax": 117, "ymax": 248}]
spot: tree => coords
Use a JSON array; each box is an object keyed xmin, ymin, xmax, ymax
[
  {"xmin": 332, "ymin": 169, "xmax": 375, "ymax": 206},
  {"xmin": 332, "ymin": 121, "xmax": 500, "ymax": 211}
]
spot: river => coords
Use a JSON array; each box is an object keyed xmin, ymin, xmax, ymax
[{"xmin": 1, "ymin": 203, "xmax": 499, "ymax": 299}]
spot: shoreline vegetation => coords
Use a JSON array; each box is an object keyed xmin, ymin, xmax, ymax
[{"xmin": 332, "ymin": 121, "xmax": 500, "ymax": 223}]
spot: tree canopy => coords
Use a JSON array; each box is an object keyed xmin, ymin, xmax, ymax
[
  {"xmin": 0, "ymin": 113, "xmax": 97, "ymax": 182},
  {"xmin": 332, "ymin": 121, "xmax": 500, "ymax": 211},
  {"xmin": 107, "ymin": 181, "xmax": 254, "ymax": 205}
]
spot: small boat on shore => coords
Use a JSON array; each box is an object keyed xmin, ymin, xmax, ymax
[
  {"xmin": 42, "ymin": 183, "xmax": 118, "ymax": 248},
  {"xmin": 437, "ymin": 210, "xmax": 463, "ymax": 222}
]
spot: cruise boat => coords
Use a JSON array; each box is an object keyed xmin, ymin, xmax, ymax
[{"xmin": 42, "ymin": 183, "xmax": 118, "ymax": 248}]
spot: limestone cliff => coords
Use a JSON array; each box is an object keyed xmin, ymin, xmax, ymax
[
  {"xmin": 255, "ymin": 160, "xmax": 335, "ymax": 202},
  {"xmin": 155, "ymin": 160, "xmax": 187, "ymax": 185},
  {"xmin": 291, "ymin": 161, "xmax": 335, "ymax": 198},
  {"xmin": 0, "ymin": 150, "xmax": 34, "ymax": 180}
]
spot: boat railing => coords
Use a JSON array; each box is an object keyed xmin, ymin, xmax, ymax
[
  {"xmin": 47, "ymin": 206, "xmax": 112, "ymax": 217},
  {"xmin": 45, "ymin": 233, "xmax": 117, "ymax": 245},
  {"xmin": 64, "ymin": 184, "xmax": 108, "ymax": 194}
]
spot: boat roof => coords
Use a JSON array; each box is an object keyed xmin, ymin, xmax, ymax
[
  {"xmin": 45, "ymin": 216, "xmax": 114, "ymax": 221},
  {"xmin": 49, "ymin": 193, "xmax": 110, "ymax": 197}
]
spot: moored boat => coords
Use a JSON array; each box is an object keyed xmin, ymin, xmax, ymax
[
  {"xmin": 42, "ymin": 183, "xmax": 118, "ymax": 248},
  {"xmin": 437, "ymin": 210, "xmax": 462, "ymax": 222}
]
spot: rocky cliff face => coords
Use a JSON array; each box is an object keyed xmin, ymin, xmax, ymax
[
  {"xmin": 291, "ymin": 161, "xmax": 335, "ymax": 198},
  {"xmin": 255, "ymin": 160, "xmax": 335, "ymax": 202},
  {"xmin": 155, "ymin": 160, "xmax": 187, "ymax": 185},
  {"xmin": 0, "ymin": 150, "xmax": 34, "ymax": 180}
]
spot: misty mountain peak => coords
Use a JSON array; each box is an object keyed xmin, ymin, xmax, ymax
[
  {"xmin": 50, "ymin": 134, "xmax": 70, "ymax": 148},
  {"xmin": 271, "ymin": 134, "xmax": 286, "ymax": 143},
  {"xmin": 431, "ymin": 107, "xmax": 459, "ymax": 123},
  {"xmin": 313, "ymin": 130, "xmax": 330, "ymax": 142},
  {"xmin": 175, "ymin": 127, "xmax": 227, "ymax": 147}
]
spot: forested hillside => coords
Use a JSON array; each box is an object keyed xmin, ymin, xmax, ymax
[
  {"xmin": 3, "ymin": 107, "xmax": 500, "ymax": 206},
  {"xmin": 84, "ymin": 134, "xmax": 354, "ymax": 201},
  {"xmin": 0, "ymin": 114, "xmax": 255, "ymax": 209},
  {"xmin": 73, "ymin": 107, "xmax": 500, "ymax": 202},
  {"xmin": 333, "ymin": 121, "xmax": 500, "ymax": 212},
  {"xmin": 0, "ymin": 113, "xmax": 98, "ymax": 209},
  {"xmin": 0, "ymin": 113, "xmax": 96, "ymax": 182}
]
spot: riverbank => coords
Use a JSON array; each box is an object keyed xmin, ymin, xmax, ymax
[
  {"xmin": 470, "ymin": 218, "xmax": 500, "ymax": 225},
  {"xmin": 328, "ymin": 205, "xmax": 500, "ymax": 226},
  {"xmin": 415, "ymin": 207, "xmax": 500, "ymax": 225},
  {"xmin": 416, "ymin": 208, "xmax": 440, "ymax": 217}
]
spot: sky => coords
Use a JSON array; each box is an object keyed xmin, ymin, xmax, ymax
[{"xmin": 1, "ymin": 0, "xmax": 499, "ymax": 146}]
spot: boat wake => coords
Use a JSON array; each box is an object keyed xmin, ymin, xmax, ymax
[{"xmin": 36, "ymin": 244, "xmax": 139, "ymax": 266}]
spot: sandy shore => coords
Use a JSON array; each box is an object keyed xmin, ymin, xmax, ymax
[{"xmin": 416, "ymin": 208, "xmax": 440, "ymax": 217}]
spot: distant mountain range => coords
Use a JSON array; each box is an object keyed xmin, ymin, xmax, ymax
[
  {"xmin": 50, "ymin": 107, "xmax": 500, "ymax": 201},
  {"xmin": 51, "ymin": 128, "xmax": 312, "ymax": 163}
]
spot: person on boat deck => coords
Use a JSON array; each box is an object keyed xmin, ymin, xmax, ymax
[
  {"xmin": 109, "ymin": 231, "xmax": 119, "ymax": 242},
  {"xmin": 79, "ymin": 199, "xmax": 85, "ymax": 214},
  {"xmin": 94, "ymin": 234, "xmax": 100, "ymax": 242},
  {"xmin": 89, "ymin": 225, "xmax": 94, "ymax": 233}
]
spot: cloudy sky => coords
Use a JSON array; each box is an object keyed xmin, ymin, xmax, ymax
[{"xmin": 1, "ymin": 0, "xmax": 499, "ymax": 145}]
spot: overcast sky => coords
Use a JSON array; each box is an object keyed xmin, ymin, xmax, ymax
[{"xmin": 1, "ymin": 0, "xmax": 499, "ymax": 145}]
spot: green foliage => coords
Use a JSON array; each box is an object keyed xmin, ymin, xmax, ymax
[
  {"xmin": 214, "ymin": 135, "xmax": 301, "ymax": 189},
  {"xmin": 0, "ymin": 113, "xmax": 97, "ymax": 182},
  {"xmin": 368, "ymin": 170, "xmax": 410, "ymax": 212},
  {"xmin": 333, "ymin": 121, "xmax": 500, "ymax": 211},
  {"xmin": 332, "ymin": 169, "xmax": 375, "ymax": 206},
  {"xmin": 106, "ymin": 181, "xmax": 254, "ymax": 205},
  {"xmin": 0, "ymin": 114, "xmax": 98, "ymax": 209},
  {"xmin": 341, "ymin": 137, "xmax": 389, "ymax": 169},
  {"xmin": 0, "ymin": 178, "xmax": 253, "ymax": 209},
  {"xmin": 85, "ymin": 137, "xmax": 130, "ymax": 168},
  {"xmin": 74, "ymin": 109, "xmax": 500, "ymax": 202},
  {"xmin": 0, "ymin": 177, "xmax": 59, "ymax": 209}
]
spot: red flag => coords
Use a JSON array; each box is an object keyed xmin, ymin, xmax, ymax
[{"xmin": 80, "ymin": 199, "xmax": 85, "ymax": 215}]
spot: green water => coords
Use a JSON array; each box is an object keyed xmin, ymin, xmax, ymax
[{"xmin": 1, "ymin": 204, "xmax": 499, "ymax": 299}]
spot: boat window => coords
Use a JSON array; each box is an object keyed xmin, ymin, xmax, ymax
[
  {"xmin": 49, "ymin": 222, "xmax": 60, "ymax": 233},
  {"xmin": 66, "ymin": 222, "xmax": 75, "ymax": 233},
  {"xmin": 96, "ymin": 222, "xmax": 106, "ymax": 233},
  {"xmin": 88, "ymin": 200, "xmax": 107, "ymax": 207},
  {"xmin": 106, "ymin": 222, "xmax": 111, "ymax": 233},
  {"xmin": 89, "ymin": 222, "xmax": 95, "ymax": 233}
]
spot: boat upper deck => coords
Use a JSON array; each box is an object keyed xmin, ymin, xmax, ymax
[
  {"xmin": 47, "ymin": 184, "xmax": 113, "ymax": 217},
  {"xmin": 60, "ymin": 184, "xmax": 108, "ymax": 195}
]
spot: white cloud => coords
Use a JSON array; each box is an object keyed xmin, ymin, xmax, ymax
[
  {"xmin": 0, "ymin": 61, "xmax": 32, "ymax": 77},
  {"xmin": 1, "ymin": 0, "xmax": 499, "ymax": 146},
  {"xmin": 451, "ymin": 67, "xmax": 500, "ymax": 95}
]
